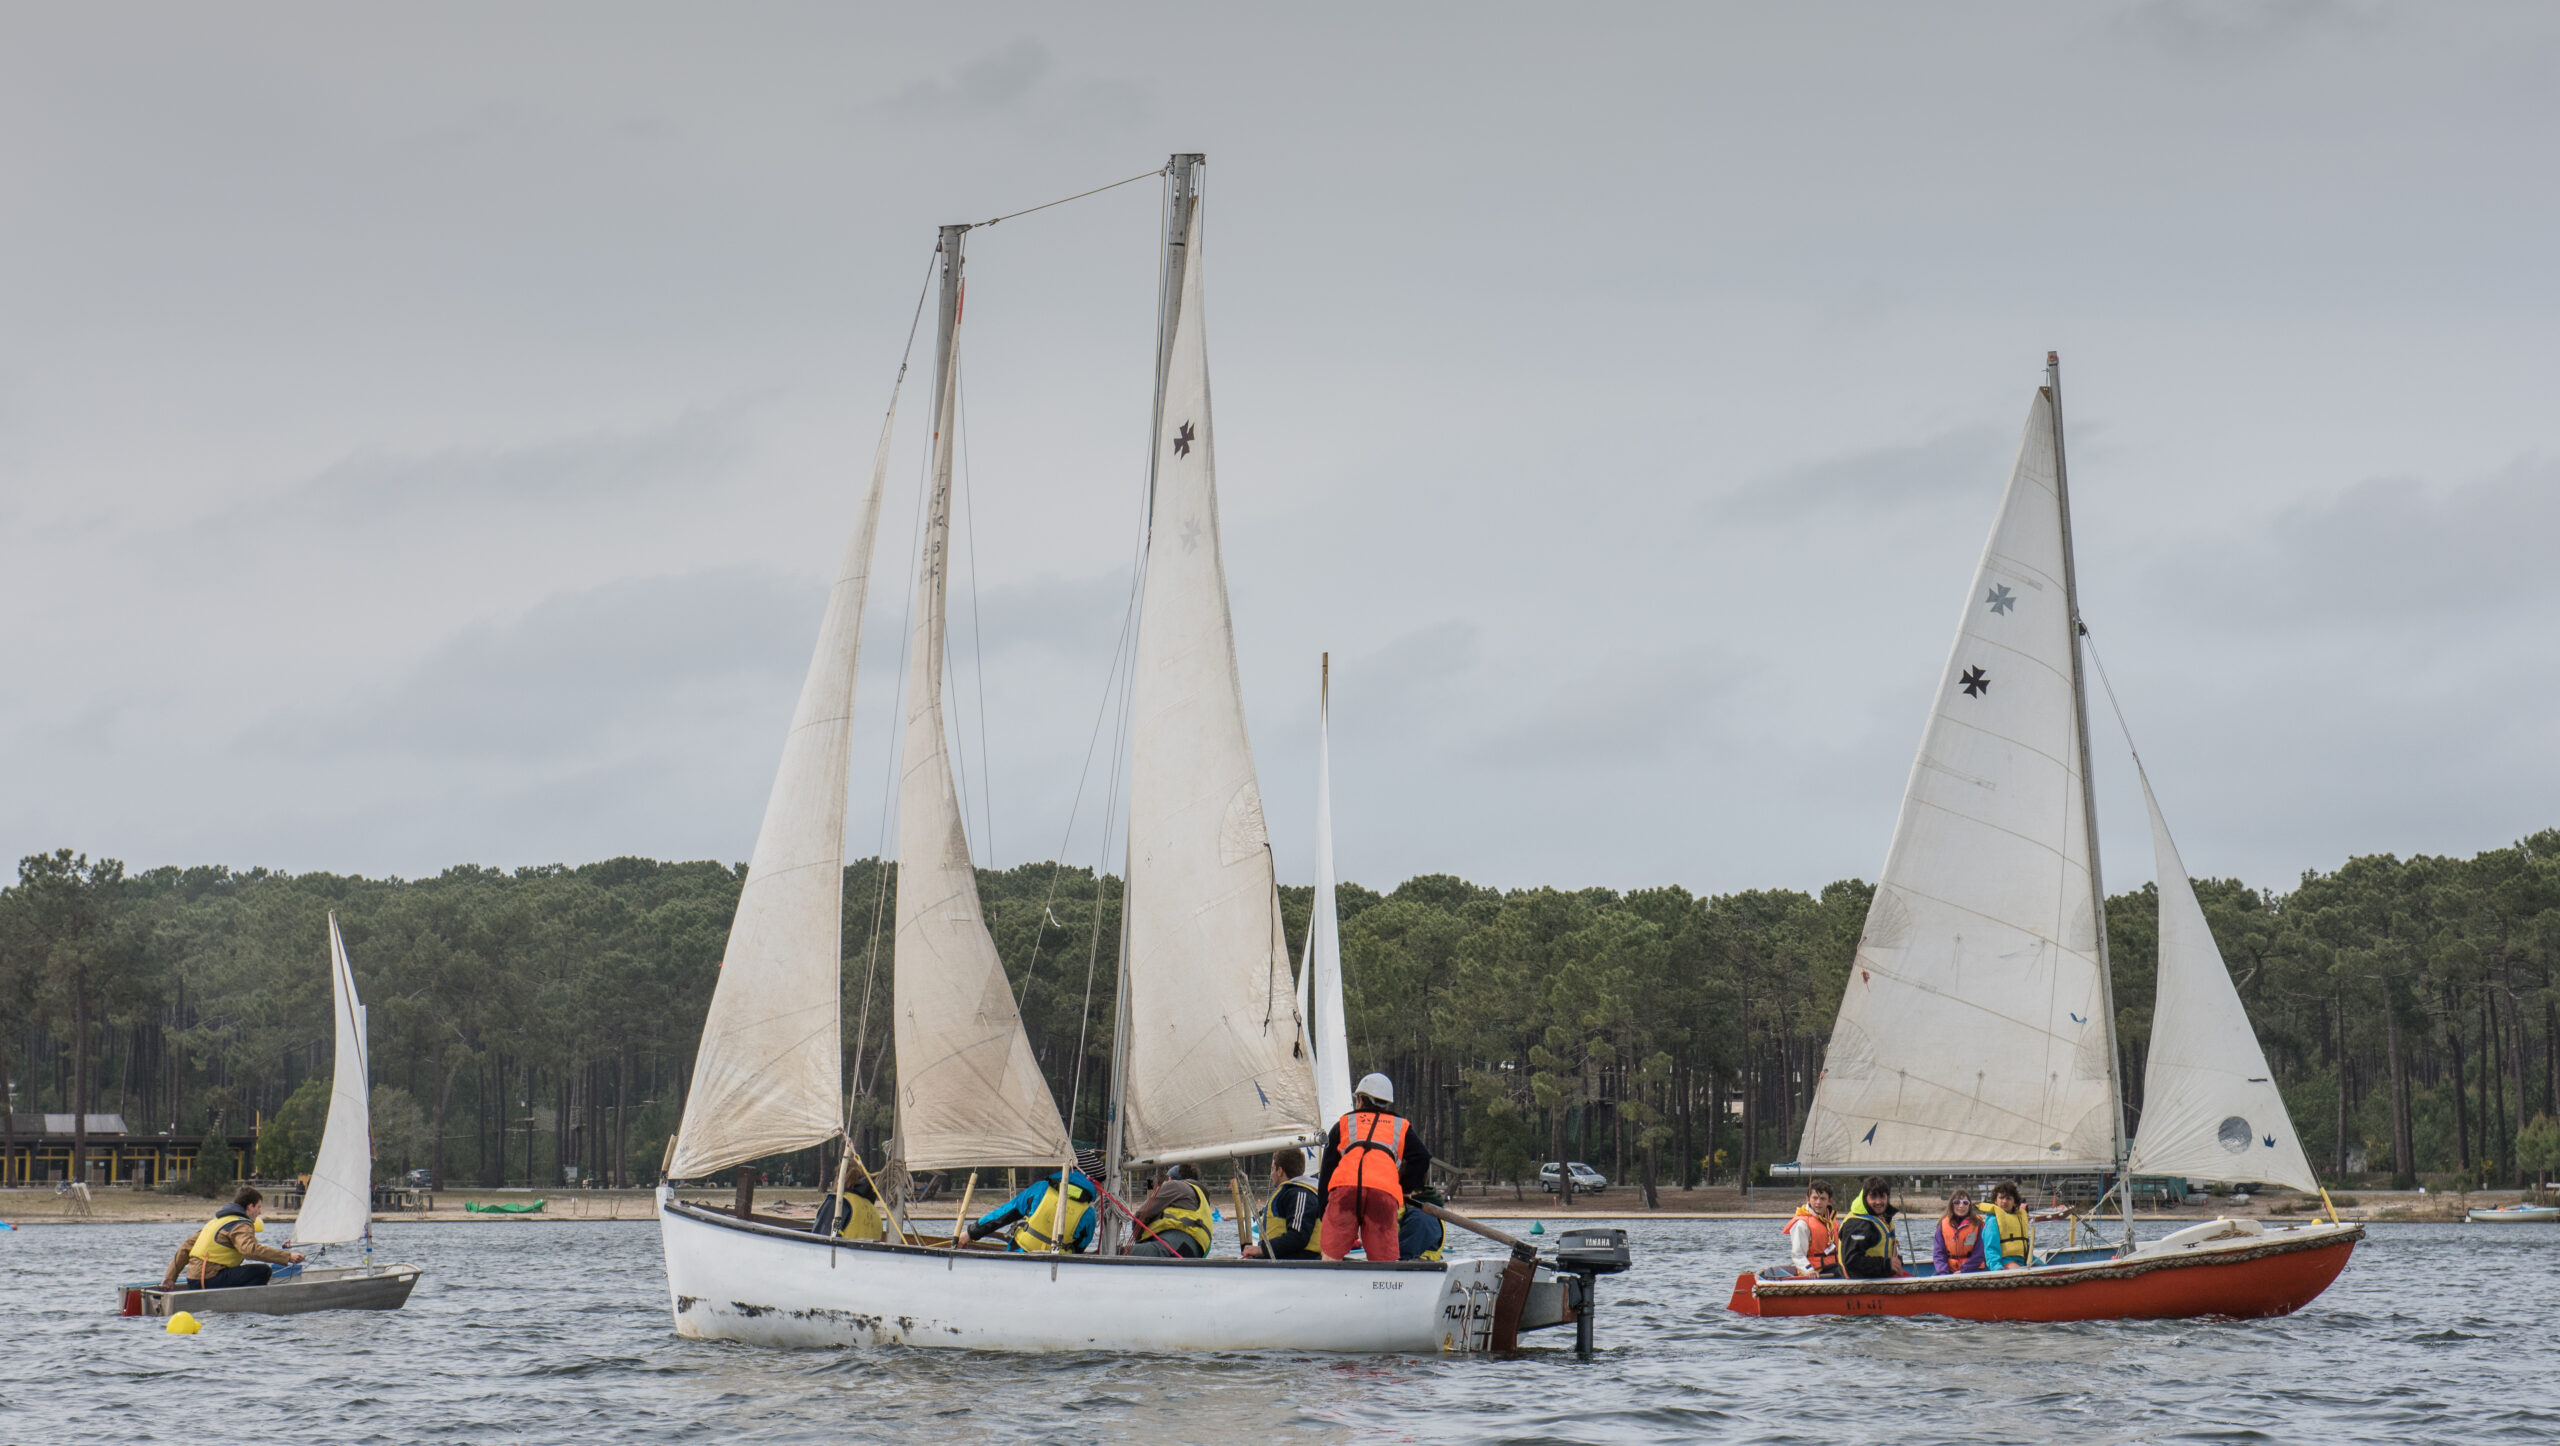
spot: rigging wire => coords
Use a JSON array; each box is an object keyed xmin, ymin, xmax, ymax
[{"xmin": 970, "ymin": 164, "xmax": 1168, "ymax": 231}]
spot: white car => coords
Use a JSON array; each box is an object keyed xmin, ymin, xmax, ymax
[{"xmin": 1538, "ymin": 1161, "xmax": 1607, "ymax": 1193}]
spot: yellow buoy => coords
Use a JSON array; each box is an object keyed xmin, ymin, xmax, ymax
[{"xmin": 165, "ymin": 1310, "xmax": 202, "ymax": 1335}]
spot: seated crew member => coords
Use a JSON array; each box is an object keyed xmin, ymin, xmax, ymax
[
  {"xmin": 1244, "ymin": 1146, "xmax": 1323, "ymax": 1260},
  {"xmin": 815, "ymin": 1173, "xmax": 885, "ymax": 1241},
  {"xmin": 1316, "ymin": 1072, "xmax": 1434, "ymax": 1262},
  {"xmin": 966, "ymin": 1165, "xmax": 1097, "ymax": 1253},
  {"xmin": 1127, "ymin": 1163, "xmax": 1214, "ymax": 1258},
  {"xmin": 1985, "ymin": 1179, "xmax": 2034, "ymax": 1270},
  {"xmin": 1837, "ymin": 1176, "xmax": 1905, "ymax": 1280},
  {"xmin": 1779, "ymin": 1179, "xmax": 1840, "ymax": 1278},
  {"xmin": 1933, "ymin": 1187, "xmax": 1988, "ymax": 1274},
  {"xmin": 160, "ymin": 1187, "xmax": 305, "ymax": 1290},
  {"xmin": 1396, "ymin": 1184, "xmax": 1446, "ymax": 1262}
]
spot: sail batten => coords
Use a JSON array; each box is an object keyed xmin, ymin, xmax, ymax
[
  {"xmin": 1797, "ymin": 388, "xmax": 2118, "ymax": 1174},
  {"xmin": 1120, "ymin": 195, "xmax": 1321, "ymax": 1166},
  {"xmin": 294, "ymin": 914, "xmax": 373, "ymax": 1246},
  {"xmin": 891, "ymin": 230, "xmax": 1073, "ymax": 1171}
]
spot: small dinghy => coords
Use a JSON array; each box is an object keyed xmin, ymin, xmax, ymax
[
  {"xmin": 2467, "ymin": 1204, "xmax": 2560, "ymax": 1223},
  {"xmin": 127, "ymin": 916, "xmax": 422, "ymax": 1319}
]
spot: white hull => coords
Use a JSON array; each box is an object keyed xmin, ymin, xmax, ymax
[{"xmin": 658, "ymin": 1189, "xmax": 1557, "ymax": 1353}]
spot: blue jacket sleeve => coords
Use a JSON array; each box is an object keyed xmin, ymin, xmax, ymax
[
  {"xmin": 1981, "ymin": 1216, "xmax": 2002, "ymax": 1269},
  {"xmin": 973, "ymin": 1182, "xmax": 1044, "ymax": 1238}
]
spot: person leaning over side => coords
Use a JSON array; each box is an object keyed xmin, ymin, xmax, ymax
[
  {"xmin": 1244, "ymin": 1146, "xmax": 1323, "ymax": 1260},
  {"xmin": 1933, "ymin": 1186, "xmax": 1988, "ymax": 1274},
  {"xmin": 1126, "ymin": 1163, "xmax": 1216, "ymax": 1258},
  {"xmin": 1781, "ymin": 1179, "xmax": 1840, "ymax": 1278},
  {"xmin": 1316, "ymin": 1072, "xmax": 1433, "ymax": 1262},
  {"xmin": 159, "ymin": 1186, "xmax": 306, "ymax": 1290},
  {"xmin": 1837, "ymin": 1176, "xmax": 1905, "ymax": 1280},
  {"xmin": 965, "ymin": 1164, "xmax": 1098, "ymax": 1253},
  {"xmin": 1985, "ymin": 1179, "xmax": 2035, "ymax": 1269}
]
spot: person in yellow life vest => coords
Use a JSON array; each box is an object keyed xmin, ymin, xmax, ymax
[
  {"xmin": 966, "ymin": 1166, "xmax": 1097, "ymax": 1253},
  {"xmin": 1837, "ymin": 1175, "xmax": 1905, "ymax": 1280},
  {"xmin": 814, "ymin": 1174, "xmax": 885, "ymax": 1242},
  {"xmin": 159, "ymin": 1187, "xmax": 305, "ymax": 1290},
  {"xmin": 1985, "ymin": 1178, "xmax": 2035, "ymax": 1270},
  {"xmin": 1396, "ymin": 1184, "xmax": 1446, "ymax": 1262},
  {"xmin": 1316, "ymin": 1073, "xmax": 1434, "ymax": 1262},
  {"xmin": 1932, "ymin": 1186, "xmax": 1988, "ymax": 1274},
  {"xmin": 1780, "ymin": 1179, "xmax": 1839, "ymax": 1277},
  {"xmin": 1127, "ymin": 1163, "xmax": 1214, "ymax": 1258},
  {"xmin": 1244, "ymin": 1146, "xmax": 1322, "ymax": 1260}
]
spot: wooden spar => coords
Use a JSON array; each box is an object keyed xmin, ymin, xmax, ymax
[
  {"xmin": 948, "ymin": 1172, "xmax": 979, "ymax": 1249},
  {"xmin": 1408, "ymin": 1199, "xmax": 1538, "ymax": 1258},
  {"xmin": 1230, "ymin": 1175, "xmax": 1252, "ymax": 1257}
]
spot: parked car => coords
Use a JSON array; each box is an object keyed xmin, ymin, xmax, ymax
[{"xmin": 1539, "ymin": 1161, "xmax": 1607, "ymax": 1193}]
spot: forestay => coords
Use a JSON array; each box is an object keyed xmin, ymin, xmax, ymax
[
  {"xmin": 295, "ymin": 914, "xmax": 373, "ymax": 1247},
  {"xmin": 2126, "ymin": 777, "xmax": 2319, "ymax": 1193},
  {"xmin": 1798, "ymin": 389, "xmax": 2118, "ymax": 1173},
  {"xmin": 667, "ymin": 395, "xmax": 894, "ymax": 1181},
  {"xmin": 1122, "ymin": 199, "xmax": 1321, "ymax": 1165},
  {"xmin": 891, "ymin": 239, "xmax": 1074, "ymax": 1170}
]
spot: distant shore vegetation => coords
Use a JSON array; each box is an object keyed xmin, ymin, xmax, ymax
[{"xmin": 4, "ymin": 833, "xmax": 2557, "ymax": 1196}]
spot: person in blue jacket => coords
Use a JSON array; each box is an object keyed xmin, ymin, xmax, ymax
[{"xmin": 964, "ymin": 1167, "xmax": 1099, "ymax": 1253}]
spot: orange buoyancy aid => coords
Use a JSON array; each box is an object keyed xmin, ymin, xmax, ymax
[
  {"xmin": 1781, "ymin": 1206, "xmax": 1837, "ymax": 1271},
  {"xmin": 1332, "ymin": 1110, "xmax": 1410, "ymax": 1196},
  {"xmin": 1938, "ymin": 1216, "xmax": 1983, "ymax": 1266}
]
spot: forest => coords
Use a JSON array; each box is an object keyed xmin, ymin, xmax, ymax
[{"xmin": 4, "ymin": 829, "xmax": 2558, "ymax": 1196}]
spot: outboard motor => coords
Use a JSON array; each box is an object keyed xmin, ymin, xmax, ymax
[{"xmin": 1552, "ymin": 1226, "xmax": 1632, "ymax": 1359}]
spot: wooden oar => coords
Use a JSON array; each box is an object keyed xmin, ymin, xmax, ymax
[
  {"xmin": 1230, "ymin": 1175, "xmax": 1252, "ymax": 1257},
  {"xmin": 947, "ymin": 1172, "xmax": 979, "ymax": 1249}
]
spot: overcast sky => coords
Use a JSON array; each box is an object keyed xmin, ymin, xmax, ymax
[{"xmin": 5, "ymin": 1, "xmax": 2557, "ymax": 900}]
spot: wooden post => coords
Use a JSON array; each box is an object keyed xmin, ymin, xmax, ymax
[{"xmin": 733, "ymin": 1167, "xmax": 758, "ymax": 1221}]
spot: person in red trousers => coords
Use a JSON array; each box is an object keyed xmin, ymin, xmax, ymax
[{"xmin": 1316, "ymin": 1072, "xmax": 1433, "ymax": 1261}]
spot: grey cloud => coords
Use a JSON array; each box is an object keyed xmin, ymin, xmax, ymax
[
  {"xmin": 883, "ymin": 39, "xmax": 1052, "ymax": 116},
  {"xmin": 1712, "ymin": 426, "xmax": 2011, "ymax": 526}
]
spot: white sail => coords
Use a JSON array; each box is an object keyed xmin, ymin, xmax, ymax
[
  {"xmin": 1121, "ymin": 198, "xmax": 1321, "ymax": 1166},
  {"xmin": 1305, "ymin": 663, "xmax": 1354, "ymax": 1137},
  {"xmin": 295, "ymin": 914, "xmax": 373, "ymax": 1246},
  {"xmin": 1798, "ymin": 387, "xmax": 2118, "ymax": 1173},
  {"xmin": 668, "ymin": 398, "xmax": 895, "ymax": 1180},
  {"xmin": 891, "ymin": 237, "xmax": 1074, "ymax": 1171},
  {"xmin": 2127, "ymin": 778, "xmax": 2319, "ymax": 1193}
]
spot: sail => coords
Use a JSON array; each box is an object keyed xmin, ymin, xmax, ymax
[
  {"xmin": 667, "ymin": 398, "xmax": 894, "ymax": 1180},
  {"xmin": 1304, "ymin": 666, "xmax": 1354, "ymax": 1137},
  {"xmin": 2127, "ymin": 778, "xmax": 2319, "ymax": 1193},
  {"xmin": 1121, "ymin": 198, "xmax": 1322, "ymax": 1165},
  {"xmin": 1798, "ymin": 387, "xmax": 2118, "ymax": 1173},
  {"xmin": 294, "ymin": 914, "xmax": 373, "ymax": 1246},
  {"xmin": 891, "ymin": 239, "xmax": 1074, "ymax": 1171}
]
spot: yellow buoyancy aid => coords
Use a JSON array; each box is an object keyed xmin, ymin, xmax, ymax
[
  {"xmin": 1259, "ymin": 1178, "xmax": 1322, "ymax": 1257},
  {"xmin": 1011, "ymin": 1177, "xmax": 1094, "ymax": 1254},
  {"xmin": 1155, "ymin": 1179, "xmax": 1215, "ymax": 1254},
  {"xmin": 1989, "ymin": 1202, "xmax": 2033, "ymax": 1264},
  {"xmin": 1397, "ymin": 1200, "xmax": 1445, "ymax": 1262},
  {"xmin": 833, "ymin": 1192, "xmax": 884, "ymax": 1242},
  {"xmin": 188, "ymin": 1209, "xmax": 255, "ymax": 1272},
  {"xmin": 1840, "ymin": 1192, "xmax": 1897, "ymax": 1267}
]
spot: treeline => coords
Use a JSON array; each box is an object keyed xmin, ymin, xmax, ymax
[{"xmin": 3, "ymin": 831, "xmax": 2556, "ymax": 1194}]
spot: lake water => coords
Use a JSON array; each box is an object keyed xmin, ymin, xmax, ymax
[{"xmin": 6, "ymin": 1217, "xmax": 2553, "ymax": 1444}]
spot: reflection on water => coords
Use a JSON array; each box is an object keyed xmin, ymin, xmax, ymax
[{"xmin": 7, "ymin": 1215, "xmax": 2556, "ymax": 1443}]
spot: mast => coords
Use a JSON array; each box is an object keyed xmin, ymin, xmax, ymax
[
  {"xmin": 2048, "ymin": 350, "xmax": 2132, "ymax": 1245},
  {"xmin": 1102, "ymin": 153, "xmax": 1203, "ymax": 1247}
]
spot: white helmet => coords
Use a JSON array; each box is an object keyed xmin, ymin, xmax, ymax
[{"xmin": 1355, "ymin": 1072, "xmax": 1395, "ymax": 1105}]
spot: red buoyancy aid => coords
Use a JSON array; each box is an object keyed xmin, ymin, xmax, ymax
[
  {"xmin": 1782, "ymin": 1207, "xmax": 1838, "ymax": 1271},
  {"xmin": 1332, "ymin": 1111, "xmax": 1409, "ymax": 1195},
  {"xmin": 1939, "ymin": 1216, "xmax": 1982, "ymax": 1265}
]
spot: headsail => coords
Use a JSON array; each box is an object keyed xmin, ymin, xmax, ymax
[
  {"xmin": 1120, "ymin": 191, "xmax": 1321, "ymax": 1167},
  {"xmin": 1302, "ymin": 658, "xmax": 1354, "ymax": 1137},
  {"xmin": 2126, "ymin": 778, "xmax": 2319, "ymax": 1193},
  {"xmin": 891, "ymin": 227, "xmax": 1074, "ymax": 1171},
  {"xmin": 294, "ymin": 913, "xmax": 373, "ymax": 1246},
  {"xmin": 1797, "ymin": 386, "xmax": 2119, "ymax": 1173},
  {"xmin": 667, "ymin": 365, "xmax": 895, "ymax": 1181}
]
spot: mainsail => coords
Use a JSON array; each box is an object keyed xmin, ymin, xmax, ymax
[
  {"xmin": 667, "ymin": 378, "xmax": 894, "ymax": 1180},
  {"xmin": 1120, "ymin": 194, "xmax": 1321, "ymax": 1165},
  {"xmin": 295, "ymin": 913, "xmax": 373, "ymax": 1246},
  {"xmin": 891, "ymin": 228, "xmax": 1074, "ymax": 1170},
  {"xmin": 2126, "ymin": 777, "xmax": 2319, "ymax": 1192},
  {"xmin": 1798, "ymin": 387, "xmax": 2119, "ymax": 1173},
  {"xmin": 1300, "ymin": 659, "xmax": 1355, "ymax": 1137}
]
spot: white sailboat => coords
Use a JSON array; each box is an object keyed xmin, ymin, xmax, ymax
[
  {"xmin": 1735, "ymin": 355, "xmax": 2360, "ymax": 1321},
  {"xmin": 657, "ymin": 155, "xmax": 1582, "ymax": 1353},
  {"xmin": 133, "ymin": 914, "xmax": 422, "ymax": 1317}
]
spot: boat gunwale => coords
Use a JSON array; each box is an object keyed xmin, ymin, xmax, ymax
[
  {"xmin": 663, "ymin": 1194, "xmax": 1457, "ymax": 1273},
  {"xmin": 1746, "ymin": 1221, "xmax": 2362, "ymax": 1299}
]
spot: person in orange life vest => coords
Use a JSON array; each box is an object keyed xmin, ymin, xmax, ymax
[
  {"xmin": 1932, "ymin": 1186, "xmax": 1989, "ymax": 1274},
  {"xmin": 1316, "ymin": 1073, "xmax": 1433, "ymax": 1262},
  {"xmin": 1780, "ymin": 1179, "xmax": 1840, "ymax": 1277}
]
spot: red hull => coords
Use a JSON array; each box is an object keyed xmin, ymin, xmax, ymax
[{"xmin": 1729, "ymin": 1225, "xmax": 2361, "ymax": 1322}]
